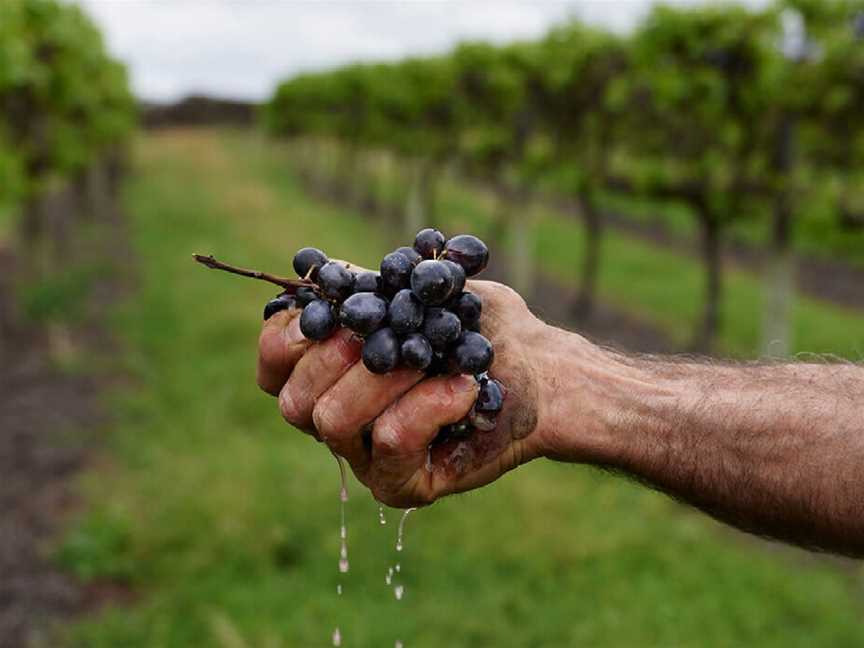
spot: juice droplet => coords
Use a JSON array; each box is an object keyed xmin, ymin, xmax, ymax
[
  {"xmin": 395, "ymin": 507, "xmax": 417, "ymax": 553},
  {"xmin": 332, "ymin": 627, "xmax": 342, "ymax": 646},
  {"xmin": 385, "ymin": 567, "xmax": 394, "ymax": 585},
  {"xmin": 395, "ymin": 642, "xmax": 404, "ymax": 648},
  {"xmin": 395, "ymin": 563, "xmax": 400, "ymax": 573},
  {"xmin": 337, "ymin": 584, "xmax": 342, "ymax": 595},
  {"xmin": 339, "ymin": 557, "xmax": 349, "ymax": 573},
  {"xmin": 378, "ymin": 504, "xmax": 387, "ymax": 525},
  {"xmin": 394, "ymin": 584, "xmax": 404, "ymax": 600}
]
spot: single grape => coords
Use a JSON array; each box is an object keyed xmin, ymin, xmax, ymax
[
  {"xmin": 413, "ymin": 228, "xmax": 446, "ymax": 259},
  {"xmin": 395, "ymin": 246, "xmax": 422, "ymax": 266},
  {"xmin": 422, "ymin": 308, "xmax": 461, "ymax": 351},
  {"xmin": 317, "ymin": 261, "xmax": 355, "ymax": 302},
  {"xmin": 448, "ymin": 291, "xmax": 482, "ymax": 329},
  {"xmin": 435, "ymin": 420, "xmax": 473, "ymax": 444},
  {"xmin": 293, "ymin": 247, "xmax": 329, "ymax": 280},
  {"xmin": 339, "ymin": 292, "xmax": 388, "ymax": 335},
  {"xmin": 362, "ymin": 328, "xmax": 400, "ymax": 374},
  {"xmin": 300, "ymin": 299, "xmax": 337, "ymax": 340},
  {"xmin": 295, "ymin": 286, "xmax": 318, "ymax": 307},
  {"xmin": 443, "ymin": 234, "xmax": 489, "ymax": 276},
  {"xmin": 401, "ymin": 333, "xmax": 433, "ymax": 370},
  {"xmin": 411, "ymin": 260, "xmax": 456, "ymax": 306},
  {"xmin": 475, "ymin": 376, "xmax": 504, "ymax": 413},
  {"xmin": 427, "ymin": 350, "xmax": 449, "ymax": 376},
  {"xmin": 452, "ymin": 331, "xmax": 494, "ymax": 374},
  {"xmin": 442, "ymin": 259, "xmax": 466, "ymax": 295},
  {"xmin": 388, "ymin": 289, "xmax": 424, "ymax": 335},
  {"xmin": 380, "ymin": 252, "xmax": 413, "ymax": 295},
  {"xmin": 354, "ymin": 271, "xmax": 381, "ymax": 293},
  {"xmin": 263, "ymin": 294, "xmax": 295, "ymax": 321}
]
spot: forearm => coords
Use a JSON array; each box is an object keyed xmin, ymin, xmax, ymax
[{"xmin": 540, "ymin": 327, "xmax": 864, "ymax": 556}]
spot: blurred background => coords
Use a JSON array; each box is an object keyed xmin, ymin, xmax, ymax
[{"xmin": 2, "ymin": 0, "xmax": 864, "ymax": 646}]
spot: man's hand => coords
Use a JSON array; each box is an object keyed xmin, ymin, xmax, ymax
[{"xmin": 257, "ymin": 279, "xmax": 553, "ymax": 508}]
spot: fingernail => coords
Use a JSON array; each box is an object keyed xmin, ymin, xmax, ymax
[
  {"xmin": 449, "ymin": 374, "xmax": 478, "ymax": 393},
  {"xmin": 285, "ymin": 315, "xmax": 305, "ymax": 344}
]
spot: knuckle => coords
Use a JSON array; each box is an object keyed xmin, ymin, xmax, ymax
[
  {"xmin": 279, "ymin": 386, "xmax": 306, "ymax": 426},
  {"xmin": 372, "ymin": 414, "xmax": 408, "ymax": 456},
  {"xmin": 312, "ymin": 394, "xmax": 346, "ymax": 440}
]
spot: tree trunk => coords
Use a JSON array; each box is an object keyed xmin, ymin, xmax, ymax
[
  {"xmin": 493, "ymin": 184, "xmax": 534, "ymax": 296},
  {"xmin": 404, "ymin": 158, "xmax": 426, "ymax": 242},
  {"xmin": 573, "ymin": 190, "xmax": 603, "ymax": 322},
  {"xmin": 418, "ymin": 159, "xmax": 439, "ymax": 230},
  {"xmin": 761, "ymin": 115, "xmax": 796, "ymax": 357},
  {"xmin": 692, "ymin": 208, "xmax": 722, "ymax": 354},
  {"xmin": 509, "ymin": 199, "xmax": 534, "ymax": 297}
]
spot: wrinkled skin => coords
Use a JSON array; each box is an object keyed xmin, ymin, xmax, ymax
[{"xmin": 257, "ymin": 278, "xmax": 552, "ymax": 508}]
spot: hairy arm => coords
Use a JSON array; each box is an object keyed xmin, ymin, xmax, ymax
[
  {"xmin": 542, "ymin": 330, "xmax": 864, "ymax": 557},
  {"xmin": 258, "ymin": 277, "xmax": 864, "ymax": 557}
]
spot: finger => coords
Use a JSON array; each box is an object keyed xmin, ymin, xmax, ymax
[
  {"xmin": 370, "ymin": 374, "xmax": 479, "ymax": 506},
  {"xmin": 257, "ymin": 308, "xmax": 310, "ymax": 396},
  {"xmin": 279, "ymin": 327, "xmax": 363, "ymax": 431},
  {"xmin": 313, "ymin": 365, "xmax": 424, "ymax": 475}
]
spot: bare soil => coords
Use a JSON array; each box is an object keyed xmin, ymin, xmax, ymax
[{"xmin": 0, "ymin": 216, "xmax": 132, "ymax": 647}]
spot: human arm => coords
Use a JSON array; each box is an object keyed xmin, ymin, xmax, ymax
[{"xmin": 258, "ymin": 279, "xmax": 864, "ymax": 557}]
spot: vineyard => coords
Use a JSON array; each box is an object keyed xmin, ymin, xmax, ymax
[
  {"xmin": 3, "ymin": 0, "xmax": 864, "ymax": 646},
  {"xmin": 264, "ymin": 0, "xmax": 864, "ymax": 355}
]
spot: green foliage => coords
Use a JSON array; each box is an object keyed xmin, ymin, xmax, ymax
[
  {"xmin": 0, "ymin": 0, "xmax": 134, "ymax": 207},
  {"xmin": 63, "ymin": 130, "xmax": 864, "ymax": 647}
]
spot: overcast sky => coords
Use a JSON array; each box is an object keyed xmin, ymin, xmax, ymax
[{"xmin": 76, "ymin": 1, "xmax": 764, "ymax": 103}]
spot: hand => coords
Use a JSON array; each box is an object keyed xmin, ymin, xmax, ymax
[{"xmin": 257, "ymin": 278, "xmax": 554, "ymax": 508}]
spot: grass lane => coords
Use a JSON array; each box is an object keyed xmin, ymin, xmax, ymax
[{"xmin": 60, "ymin": 129, "xmax": 864, "ymax": 647}]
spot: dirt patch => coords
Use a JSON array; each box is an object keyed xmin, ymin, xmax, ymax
[{"xmin": 0, "ymin": 217, "xmax": 132, "ymax": 647}]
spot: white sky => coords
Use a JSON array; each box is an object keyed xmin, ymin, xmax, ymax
[{"xmin": 75, "ymin": 1, "xmax": 765, "ymax": 103}]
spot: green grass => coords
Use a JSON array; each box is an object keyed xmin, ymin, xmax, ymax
[{"xmin": 60, "ymin": 129, "xmax": 864, "ymax": 647}]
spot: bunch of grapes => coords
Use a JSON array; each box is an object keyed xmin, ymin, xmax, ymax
[{"xmin": 262, "ymin": 228, "xmax": 505, "ymax": 438}]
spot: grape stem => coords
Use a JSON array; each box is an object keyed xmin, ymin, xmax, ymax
[{"xmin": 192, "ymin": 253, "xmax": 314, "ymax": 293}]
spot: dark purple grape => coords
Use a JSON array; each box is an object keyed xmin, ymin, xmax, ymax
[
  {"xmin": 293, "ymin": 247, "xmax": 329, "ymax": 280},
  {"xmin": 413, "ymin": 228, "xmax": 446, "ymax": 259},
  {"xmin": 395, "ymin": 246, "xmax": 422, "ymax": 266},
  {"xmin": 475, "ymin": 376, "xmax": 504, "ymax": 413},
  {"xmin": 388, "ymin": 289, "xmax": 424, "ymax": 335},
  {"xmin": 300, "ymin": 299, "xmax": 337, "ymax": 340},
  {"xmin": 263, "ymin": 294, "xmax": 295, "ymax": 321},
  {"xmin": 354, "ymin": 271, "xmax": 381, "ymax": 293},
  {"xmin": 317, "ymin": 262, "xmax": 355, "ymax": 302},
  {"xmin": 380, "ymin": 252, "xmax": 413, "ymax": 295},
  {"xmin": 448, "ymin": 291, "xmax": 482, "ymax": 329},
  {"xmin": 362, "ymin": 328, "xmax": 400, "ymax": 374},
  {"xmin": 444, "ymin": 234, "xmax": 488, "ymax": 276},
  {"xmin": 339, "ymin": 292, "xmax": 387, "ymax": 335},
  {"xmin": 452, "ymin": 331, "xmax": 494, "ymax": 374},
  {"xmin": 435, "ymin": 420, "xmax": 473, "ymax": 444},
  {"xmin": 442, "ymin": 259, "xmax": 466, "ymax": 295},
  {"xmin": 411, "ymin": 260, "xmax": 456, "ymax": 306},
  {"xmin": 427, "ymin": 351, "xmax": 449, "ymax": 376},
  {"xmin": 401, "ymin": 333, "xmax": 433, "ymax": 371},
  {"xmin": 422, "ymin": 308, "xmax": 461, "ymax": 351},
  {"xmin": 295, "ymin": 286, "xmax": 318, "ymax": 307}
]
